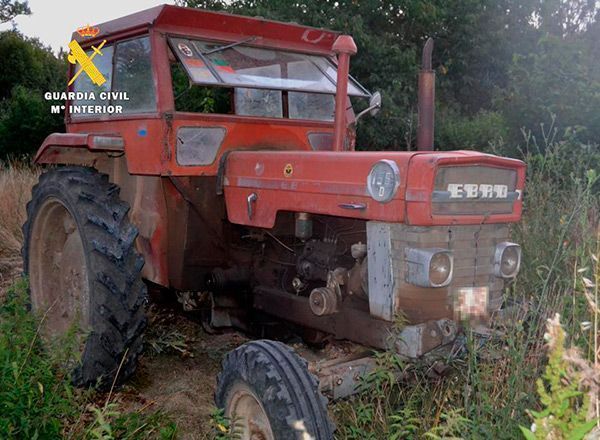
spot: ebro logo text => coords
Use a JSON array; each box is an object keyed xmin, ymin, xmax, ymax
[{"xmin": 447, "ymin": 183, "xmax": 509, "ymax": 199}]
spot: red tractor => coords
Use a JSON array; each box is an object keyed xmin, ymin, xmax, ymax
[{"xmin": 23, "ymin": 4, "xmax": 525, "ymax": 439}]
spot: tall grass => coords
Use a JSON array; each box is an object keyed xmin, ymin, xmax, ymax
[
  {"xmin": 0, "ymin": 163, "xmax": 177, "ymax": 439},
  {"xmin": 0, "ymin": 278, "xmax": 177, "ymax": 439},
  {"xmin": 0, "ymin": 278, "xmax": 78, "ymax": 438},
  {"xmin": 0, "ymin": 160, "xmax": 39, "ymax": 286},
  {"xmin": 333, "ymin": 135, "xmax": 600, "ymax": 439},
  {"xmin": 1, "ymin": 139, "xmax": 597, "ymax": 438}
]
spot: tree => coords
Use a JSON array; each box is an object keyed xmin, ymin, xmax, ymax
[
  {"xmin": 0, "ymin": 31, "xmax": 65, "ymax": 157},
  {"xmin": 179, "ymin": 0, "xmax": 510, "ymax": 150},
  {"xmin": 0, "ymin": 85, "xmax": 63, "ymax": 157},
  {"xmin": 180, "ymin": 0, "xmax": 569, "ymax": 151},
  {"xmin": 0, "ymin": 31, "xmax": 65, "ymax": 100},
  {"xmin": 0, "ymin": 0, "xmax": 30, "ymax": 23},
  {"xmin": 500, "ymin": 33, "xmax": 600, "ymax": 148},
  {"xmin": 536, "ymin": 0, "xmax": 599, "ymax": 37},
  {"xmin": 496, "ymin": 0, "xmax": 600, "ymax": 149}
]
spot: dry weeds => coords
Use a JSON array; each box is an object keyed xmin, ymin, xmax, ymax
[{"xmin": 0, "ymin": 161, "xmax": 39, "ymax": 287}]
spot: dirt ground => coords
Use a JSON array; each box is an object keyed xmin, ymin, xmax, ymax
[
  {"xmin": 0, "ymin": 164, "xmax": 244, "ymax": 438},
  {"xmin": 1, "ymin": 267, "xmax": 246, "ymax": 439},
  {"xmin": 120, "ymin": 305, "xmax": 250, "ymax": 439}
]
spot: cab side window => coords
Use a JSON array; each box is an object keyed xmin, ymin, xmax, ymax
[
  {"xmin": 72, "ymin": 45, "xmax": 114, "ymax": 107},
  {"xmin": 113, "ymin": 36, "xmax": 156, "ymax": 113},
  {"xmin": 170, "ymin": 55, "xmax": 232, "ymax": 114},
  {"xmin": 234, "ymin": 88, "xmax": 282, "ymax": 118}
]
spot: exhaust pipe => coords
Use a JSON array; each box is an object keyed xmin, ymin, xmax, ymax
[
  {"xmin": 417, "ymin": 38, "xmax": 435, "ymax": 151},
  {"xmin": 332, "ymin": 35, "xmax": 357, "ymax": 152}
]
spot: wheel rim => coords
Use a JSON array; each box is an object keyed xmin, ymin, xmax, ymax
[
  {"xmin": 226, "ymin": 382, "xmax": 274, "ymax": 440},
  {"xmin": 29, "ymin": 197, "xmax": 90, "ymax": 337}
]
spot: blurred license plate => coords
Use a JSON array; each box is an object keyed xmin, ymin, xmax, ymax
[{"xmin": 454, "ymin": 286, "xmax": 489, "ymax": 320}]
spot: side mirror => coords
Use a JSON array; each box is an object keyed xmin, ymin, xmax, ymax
[
  {"xmin": 355, "ymin": 91, "xmax": 382, "ymax": 122},
  {"xmin": 368, "ymin": 91, "xmax": 382, "ymax": 116}
]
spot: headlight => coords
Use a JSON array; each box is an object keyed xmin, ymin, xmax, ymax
[
  {"xmin": 367, "ymin": 160, "xmax": 400, "ymax": 203},
  {"xmin": 405, "ymin": 248, "xmax": 453, "ymax": 287},
  {"xmin": 429, "ymin": 252, "xmax": 453, "ymax": 286},
  {"xmin": 494, "ymin": 242, "xmax": 521, "ymax": 278}
]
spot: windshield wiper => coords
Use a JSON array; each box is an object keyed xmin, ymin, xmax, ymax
[{"xmin": 202, "ymin": 36, "xmax": 258, "ymax": 55}]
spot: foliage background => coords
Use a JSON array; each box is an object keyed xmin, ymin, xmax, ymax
[
  {"xmin": 177, "ymin": 0, "xmax": 600, "ymax": 156},
  {"xmin": 0, "ymin": 0, "xmax": 599, "ymax": 157}
]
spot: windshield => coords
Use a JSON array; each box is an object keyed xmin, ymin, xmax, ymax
[{"xmin": 169, "ymin": 36, "xmax": 369, "ymax": 97}]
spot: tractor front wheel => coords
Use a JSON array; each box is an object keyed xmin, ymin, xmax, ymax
[
  {"xmin": 215, "ymin": 339, "xmax": 334, "ymax": 439},
  {"xmin": 22, "ymin": 166, "xmax": 147, "ymax": 388}
]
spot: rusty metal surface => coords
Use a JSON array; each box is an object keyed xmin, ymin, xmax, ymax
[
  {"xmin": 332, "ymin": 36, "xmax": 357, "ymax": 151},
  {"xmin": 405, "ymin": 152, "xmax": 526, "ymax": 225},
  {"xmin": 395, "ymin": 319, "xmax": 457, "ymax": 358},
  {"xmin": 254, "ymin": 283, "xmax": 463, "ymax": 360},
  {"xmin": 56, "ymin": 117, "xmax": 166, "ymax": 175},
  {"xmin": 47, "ymin": 20, "xmax": 342, "ymax": 177},
  {"xmin": 253, "ymin": 287, "xmax": 393, "ymax": 350},
  {"xmin": 314, "ymin": 355, "xmax": 377, "ymax": 400},
  {"xmin": 163, "ymin": 176, "xmax": 228, "ymax": 290},
  {"xmin": 35, "ymin": 133, "xmax": 124, "ymax": 163},
  {"xmin": 366, "ymin": 222, "xmax": 510, "ymax": 324},
  {"xmin": 31, "ymin": 5, "xmax": 528, "ymax": 337},
  {"xmin": 162, "ymin": 112, "xmax": 337, "ymax": 176},
  {"xmin": 432, "ymin": 165, "xmax": 519, "ymax": 215},
  {"xmin": 417, "ymin": 38, "xmax": 435, "ymax": 151},
  {"xmin": 95, "ymin": 157, "xmax": 169, "ymax": 287}
]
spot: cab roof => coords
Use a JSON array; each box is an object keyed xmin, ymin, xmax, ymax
[{"xmin": 72, "ymin": 4, "xmax": 340, "ymax": 55}]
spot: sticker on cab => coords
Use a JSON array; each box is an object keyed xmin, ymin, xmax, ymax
[
  {"xmin": 178, "ymin": 43, "xmax": 193, "ymax": 57},
  {"xmin": 283, "ymin": 164, "xmax": 293, "ymax": 177}
]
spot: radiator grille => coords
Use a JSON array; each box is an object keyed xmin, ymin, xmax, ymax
[
  {"xmin": 367, "ymin": 222, "xmax": 509, "ymax": 323},
  {"xmin": 432, "ymin": 166, "xmax": 518, "ymax": 215}
]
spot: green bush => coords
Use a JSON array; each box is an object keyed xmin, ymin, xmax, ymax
[
  {"xmin": 0, "ymin": 278, "xmax": 77, "ymax": 438},
  {"xmin": 499, "ymin": 34, "xmax": 600, "ymax": 147},
  {"xmin": 435, "ymin": 107, "xmax": 508, "ymax": 150},
  {"xmin": 0, "ymin": 30, "xmax": 65, "ymax": 159},
  {"xmin": 0, "ymin": 278, "xmax": 177, "ymax": 439},
  {"xmin": 520, "ymin": 315, "xmax": 596, "ymax": 440},
  {"xmin": 0, "ymin": 85, "xmax": 63, "ymax": 157}
]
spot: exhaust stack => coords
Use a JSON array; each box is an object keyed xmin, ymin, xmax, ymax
[
  {"xmin": 417, "ymin": 38, "xmax": 435, "ymax": 151},
  {"xmin": 332, "ymin": 35, "xmax": 357, "ymax": 152}
]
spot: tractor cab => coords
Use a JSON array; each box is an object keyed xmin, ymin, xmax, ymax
[{"xmin": 54, "ymin": 5, "xmax": 373, "ymax": 176}]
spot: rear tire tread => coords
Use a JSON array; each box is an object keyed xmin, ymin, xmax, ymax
[{"xmin": 22, "ymin": 166, "xmax": 147, "ymax": 388}]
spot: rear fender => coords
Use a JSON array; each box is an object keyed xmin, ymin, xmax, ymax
[
  {"xmin": 34, "ymin": 133, "xmax": 125, "ymax": 166},
  {"xmin": 34, "ymin": 135, "xmax": 170, "ymax": 288}
]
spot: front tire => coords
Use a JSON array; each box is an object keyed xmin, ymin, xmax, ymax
[
  {"xmin": 22, "ymin": 166, "xmax": 147, "ymax": 388},
  {"xmin": 215, "ymin": 339, "xmax": 334, "ymax": 439}
]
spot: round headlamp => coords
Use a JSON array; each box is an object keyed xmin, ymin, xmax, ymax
[
  {"xmin": 494, "ymin": 242, "xmax": 521, "ymax": 278},
  {"xmin": 367, "ymin": 160, "xmax": 400, "ymax": 203},
  {"xmin": 405, "ymin": 248, "xmax": 453, "ymax": 288},
  {"xmin": 429, "ymin": 252, "xmax": 453, "ymax": 286}
]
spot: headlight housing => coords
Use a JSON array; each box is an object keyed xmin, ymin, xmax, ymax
[
  {"xmin": 367, "ymin": 160, "xmax": 400, "ymax": 203},
  {"xmin": 494, "ymin": 242, "xmax": 521, "ymax": 278},
  {"xmin": 405, "ymin": 248, "xmax": 453, "ymax": 287}
]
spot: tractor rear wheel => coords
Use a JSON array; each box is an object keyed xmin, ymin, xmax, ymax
[
  {"xmin": 215, "ymin": 339, "xmax": 334, "ymax": 439},
  {"xmin": 22, "ymin": 166, "xmax": 147, "ymax": 388}
]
